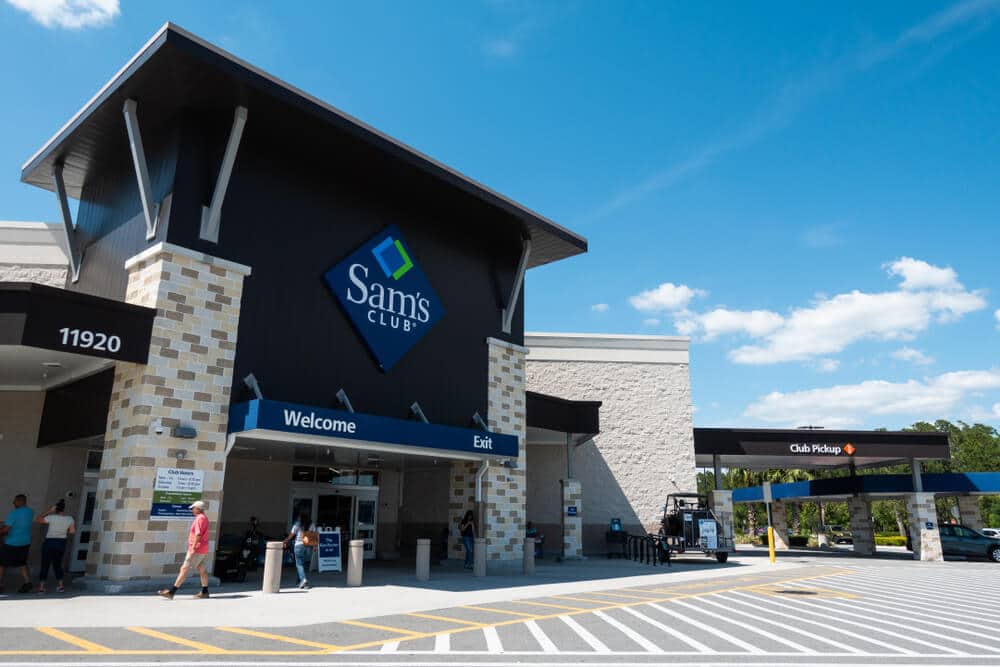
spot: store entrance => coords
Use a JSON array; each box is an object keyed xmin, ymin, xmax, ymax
[{"xmin": 289, "ymin": 487, "xmax": 378, "ymax": 559}]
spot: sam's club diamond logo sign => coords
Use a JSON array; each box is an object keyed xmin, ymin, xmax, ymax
[{"xmin": 324, "ymin": 226, "xmax": 444, "ymax": 371}]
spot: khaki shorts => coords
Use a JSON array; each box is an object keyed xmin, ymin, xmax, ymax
[{"xmin": 183, "ymin": 552, "xmax": 209, "ymax": 569}]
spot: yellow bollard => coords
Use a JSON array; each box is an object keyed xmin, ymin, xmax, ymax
[{"xmin": 767, "ymin": 526, "xmax": 776, "ymax": 564}]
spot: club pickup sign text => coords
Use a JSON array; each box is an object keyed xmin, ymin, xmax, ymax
[{"xmin": 789, "ymin": 443, "xmax": 847, "ymax": 455}]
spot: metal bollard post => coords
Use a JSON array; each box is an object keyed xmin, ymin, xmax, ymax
[
  {"xmin": 523, "ymin": 537, "xmax": 535, "ymax": 575},
  {"xmin": 347, "ymin": 539, "xmax": 364, "ymax": 587},
  {"xmin": 415, "ymin": 538, "xmax": 431, "ymax": 581},
  {"xmin": 473, "ymin": 537, "xmax": 486, "ymax": 577},
  {"xmin": 262, "ymin": 541, "xmax": 283, "ymax": 594}
]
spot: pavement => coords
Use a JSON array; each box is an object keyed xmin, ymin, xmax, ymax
[{"xmin": 0, "ymin": 549, "xmax": 998, "ymax": 666}]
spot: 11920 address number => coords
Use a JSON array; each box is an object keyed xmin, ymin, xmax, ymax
[{"xmin": 59, "ymin": 327, "xmax": 122, "ymax": 353}]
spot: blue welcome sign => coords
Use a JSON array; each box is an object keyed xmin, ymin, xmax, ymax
[{"xmin": 323, "ymin": 225, "xmax": 444, "ymax": 371}]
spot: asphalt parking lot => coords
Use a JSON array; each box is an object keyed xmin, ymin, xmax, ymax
[{"xmin": 0, "ymin": 557, "xmax": 998, "ymax": 666}]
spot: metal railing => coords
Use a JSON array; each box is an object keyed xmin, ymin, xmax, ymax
[{"xmin": 623, "ymin": 533, "xmax": 671, "ymax": 566}]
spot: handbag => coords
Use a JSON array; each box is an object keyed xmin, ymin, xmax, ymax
[{"xmin": 302, "ymin": 530, "xmax": 320, "ymax": 547}]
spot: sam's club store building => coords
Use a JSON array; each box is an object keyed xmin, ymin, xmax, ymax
[{"xmin": 0, "ymin": 25, "xmax": 696, "ymax": 587}]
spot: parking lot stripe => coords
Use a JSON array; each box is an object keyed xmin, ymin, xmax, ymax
[
  {"xmin": 727, "ymin": 590, "xmax": 918, "ymax": 655},
  {"xmin": 808, "ymin": 579, "xmax": 1000, "ymax": 632},
  {"xmin": 462, "ymin": 605, "xmax": 536, "ymax": 618},
  {"xmin": 379, "ymin": 641, "xmax": 399, "ymax": 653},
  {"xmin": 482, "ymin": 626, "xmax": 503, "ymax": 653},
  {"xmin": 34, "ymin": 628, "xmax": 111, "ymax": 653},
  {"xmin": 558, "ymin": 615, "xmax": 610, "ymax": 653},
  {"xmin": 832, "ymin": 576, "xmax": 1000, "ymax": 615},
  {"xmin": 592, "ymin": 610, "xmax": 661, "ymax": 653},
  {"xmin": 585, "ymin": 590, "xmax": 663, "ymax": 601},
  {"xmin": 671, "ymin": 599, "xmax": 814, "ymax": 654},
  {"xmin": 766, "ymin": 595, "xmax": 966, "ymax": 655},
  {"xmin": 553, "ymin": 595, "xmax": 624, "ymax": 606},
  {"xmin": 214, "ymin": 627, "xmax": 340, "ymax": 650},
  {"xmin": 512, "ymin": 600, "xmax": 590, "ymax": 611},
  {"xmin": 338, "ymin": 620, "xmax": 423, "ymax": 637},
  {"xmin": 125, "ymin": 627, "xmax": 224, "ymax": 653},
  {"xmin": 523, "ymin": 620, "xmax": 558, "ymax": 653},
  {"xmin": 646, "ymin": 602, "xmax": 764, "ymax": 654},
  {"xmin": 407, "ymin": 612, "xmax": 484, "ymax": 627},
  {"xmin": 618, "ymin": 606, "xmax": 714, "ymax": 653},
  {"xmin": 433, "ymin": 633, "xmax": 449, "ymax": 653},
  {"xmin": 788, "ymin": 589, "xmax": 999, "ymax": 650},
  {"xmin": 696, "ymin": 595, "xmax": 861, "ymax": 654}
]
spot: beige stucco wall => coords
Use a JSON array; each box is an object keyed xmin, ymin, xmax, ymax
[
  {"xmin": 525, "ymin": 334, "xmax": 696, "ymax": 554},
  {"xmin": 0, "ymin": 221, "xmax": 69, "ymax": 287}
]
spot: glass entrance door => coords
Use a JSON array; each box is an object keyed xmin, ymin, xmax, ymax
[
  {"xmin": 69, "ymin": 478, "xmax": 97, "ymax": 573},
  {"xmin": 317, "ymin": 494, "xmax": 353, "ymax": 536},
  {"xmin": 355, "ymin": 496, "xmax": 377, "ymax": 560}
]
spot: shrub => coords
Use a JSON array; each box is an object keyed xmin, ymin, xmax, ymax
[
  {"xmin": 875, "ymin": 535, "xmax": 908, "ymax": 546},
  {"xmin": 788, "ymin": 535, "xmax": 809, "ymax": 547}
]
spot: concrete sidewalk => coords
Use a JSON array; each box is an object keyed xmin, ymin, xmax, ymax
[{"xmin": 0, "ymin": 554, "xmax": 798, "ymax": 628}]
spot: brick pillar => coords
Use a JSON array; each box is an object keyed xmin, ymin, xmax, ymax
[
  {"xmin": 907, "ymin": 493, "xmax": 944, "ymax": 561},
  {"xmin": 709, "ymin": 490, "xmax": 734, "ymax": 544},
  {"xmin": 847, "ymin": 497, "xmax": 875, "ymax": 556},
  {"xmin": 957, "ymin": 496, "xmax": 983, "ymax": 531},
  {"xmin": 561, "ymin": 479, "xmax": 583, "ymax": 558},
  {"xmin": 771, "ymin": 500, "xmax": 790, "ymax": 549},
  {"xmin": 85, "ymin": 243, "xmax": 250, "ymax": 587}
]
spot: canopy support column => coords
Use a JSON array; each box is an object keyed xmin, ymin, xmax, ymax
[
  {"xmin": 122, "ymin": 99, "xmax": 160, "ymax": 240},
  {"xmin": 52, "ymin": 163, "xmax": 82, "ymax": 282},
  {"xmin": 501, "ymin": 237, "xmax": 531, "ymax": 334},
  {"xmin": 200, "ymin": 106, "xmax": 249, "ymax": 243}
]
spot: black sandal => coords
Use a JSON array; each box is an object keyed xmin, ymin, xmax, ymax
[{"xmin": 18, "ymin": 582, "xmax": 33, "ymax": 594}]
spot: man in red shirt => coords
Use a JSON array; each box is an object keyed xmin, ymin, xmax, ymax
[{"xmin": 158, "ymin": 500, "xmax": 211, "ymax": 600}]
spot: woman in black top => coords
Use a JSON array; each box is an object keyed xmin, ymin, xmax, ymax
[{"xmin": 460, "ymin": 510, "xmax": 476, "ymax": 569}]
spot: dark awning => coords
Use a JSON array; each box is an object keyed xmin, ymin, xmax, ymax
[
  {"xmin": 695, "ymin": 427, "xmax": 950, "ymax": 470},
  {"xmin": 526, "ymin": 391, "xmax": 600, "ymax": 438},
  {"xmin": 20, "ymin": 23, "xmax": 587, "ymax": 269},
  {"xmin": 0, "ymin": 282, "xmax": 155, "ymax": 364}
]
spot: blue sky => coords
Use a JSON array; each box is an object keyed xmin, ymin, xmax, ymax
[{"xmin": 2, "ymin": 1, "xmax": 998, "ymax": 430}]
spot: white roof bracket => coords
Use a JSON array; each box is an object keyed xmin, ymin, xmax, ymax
[
  {"xmin": 199, "ymin": 106, "xmax": 248, "ymax": 243},
  {"xmin": 501, "ymin": 236, "xmax": 531, "ymax": 334},
  {"xmin": 122, "ymin": 99, "xmax": 161, "ymax": 241},
  {"xmin": 52, "ymin": 163, "xmax": 82, "ymax": 283}
]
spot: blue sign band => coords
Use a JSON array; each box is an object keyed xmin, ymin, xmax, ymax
[{"xmin": 229, "ymin": 399, "xmax": 519, "ymax": 458}]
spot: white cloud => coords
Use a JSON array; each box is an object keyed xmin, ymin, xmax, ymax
[
  {"xmin": 892, "ymin": 347, "xmax": 935, "ymax": 365},
  {"xmin": 629, "ymin": 283, "xmax": 706, "ymax": 312},
  {"xmin": 642, "ymin": 318, "xmax": 661, "ymax": 327},
  {"xmin": 744, "ymin": 368, "xmax": 1000, "ymax": 428},
  {"xmin": 677, "ymin": 308, "xmax": 785, "ymax": 341},
  {"xmin": 995, "ymin": 309, "xmax": 1000, "ymax": 329},
  {"xmin": 483, "ymin": 39, "xmax": 517, "ymax": 58},
  {"xmin": 590, "ymin": 303, "xmax": 609, "ymax": 313},
  {"xmin": 885, "ymin": 256, "xmax": 962, "ymax": 291},
  {"xmin": 817, "ymin": 358, "xmax": 840, "ymax": 373},
  {"xmin": 6, "ymin": 0, "xmax": 119, "ymax": 29},
  {"xmin": 726, "ymin": 259, "xmax": 985, "ymax": 364},
  {"xmin": 802, "ymin": 224, "xmax": 843, "ymax": 248}
]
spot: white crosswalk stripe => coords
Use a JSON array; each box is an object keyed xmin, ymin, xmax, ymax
[
  {"xmin": 379, "ymin": 641, "xmax": 399, "ymax": 653},
  {"xmin": 559, "ymin": 615, "xmax": 611, "ymax": 653},
  {"xmin": 433, "ymin": 633, "xmax": 450, "ymax": 653},
  {"xmin": 618, "ymin": 605, "xmax": 715, "ymax": 653},
  {"xmin": 670, "ymin": 598, "xmax": 815, "ymax": 654},
  {"xmin": 646, "ymin": 602, "xmax": 765, "ymax": 654},
  {"xmin": 482, "ymin": 626, "xmax": 503, "ymax": 653},
  {"xmin": 592, "ymin": 610, "xmax": 662, "ymax": 653},
  {"xmin": 523, "ymin": 619, "xmax": 558, "ymax": 653}
]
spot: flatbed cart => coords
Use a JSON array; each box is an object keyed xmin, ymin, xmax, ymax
[{"xmin": 658, "ymin": 492, "xmax": 734, "ymax": 563}]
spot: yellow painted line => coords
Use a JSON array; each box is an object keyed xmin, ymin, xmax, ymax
[
  {"xmin": 216, "ymin": 627, "xmax": 341, "ymax": 650},
  {"xmin": 462, "ymin": 605, "xmax": 538, "ymax": 617},
  {"xmin": 553, "ymin": 594, "xmax": 628, "ymax": 605},
  {"xmin": 125, "ymin": 627, "xmax": 225, "ymax": 652},
  {"xmin": 406, "ymin": 612, "xmax": 485, "ymax": 627},
  {"xmin": 338, "ymin": 619, "xmax": 423, "ymax": 637},
  {"xmin": 574, "ymin": 590, "xmax": 662, "ymax": 601},
  {"xmin": 35, "ymin": 627, "xmax": 112, "ymax": 653},
  {"xmin": 511, "ymin": 599, "xmax": 590, "ymax": 611}
]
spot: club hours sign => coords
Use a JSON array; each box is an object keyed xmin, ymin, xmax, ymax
[{"xmin": 151, "ymin": 468, "xmax": 204, "ymax": 519}]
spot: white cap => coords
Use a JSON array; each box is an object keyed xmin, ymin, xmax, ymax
[{"xmin": 189, "ymin": 500, "xmax": 206, "ymax": 510}]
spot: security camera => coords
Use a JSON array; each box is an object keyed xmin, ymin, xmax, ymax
[
  {"xmin": 66, "ymin": 491, "xmax": 76, "ymax": 498},
  {"xmin": 152, "ymin": 419, "xmax": 164, "ymax": 435}
]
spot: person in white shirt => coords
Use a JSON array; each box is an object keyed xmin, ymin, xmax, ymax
[
  {"xmin": 34, "ymin": 499, "xmax": 75, "ymax": 593},
  {"xmin": 283, "ymin": 512, "xmax": 316, "ymax": 589}
]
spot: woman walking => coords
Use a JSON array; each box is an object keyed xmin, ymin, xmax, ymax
[
  {"xmin": 35, "ymin": 499, "xmax": 74, "ymax": 593},
  {"xmin": 284, "ymin": 512, "xmax": 316, "ymax": 589},
  {"xmin": 459, "ymin": 510, "xmax": 477, "ymax": 569}
]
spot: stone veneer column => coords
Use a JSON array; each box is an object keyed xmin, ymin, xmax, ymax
[
  {"xmin": 86, "ymin": 243, "xmax": 250, "ymax": 585},
  {"xmin": 448, "ymin": 338, "xmax": 527, "ymax": 572},
  {"xmin": 708, "ymin": 490, "xmax": 734, "ymax": 545},
  {"xmin": 907, "ymin": 493, "xmax": 944, "ymax": 561},
  {"xmin": 847, "ymin": 497, "xmax": 875, "ymax": 556},
  {"xmin": 560, "ymin": 479, "xmax": 583, "ymax": 558},
  {"xmin": 770, "ymin": 501, "xmax": 790, "ymax": 550},
  {"xmin": 957, "ymin": 495, "xmax": 983, "ymax": 531}
]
